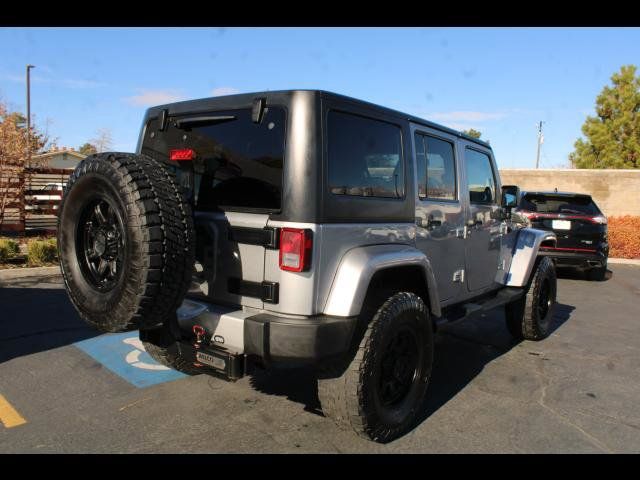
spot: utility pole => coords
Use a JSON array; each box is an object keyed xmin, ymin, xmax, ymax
[{"xmin": 535, "ymin": 121, "xmax": 544, "ymax": 169}]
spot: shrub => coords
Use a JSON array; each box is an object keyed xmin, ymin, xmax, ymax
[
  {"xmin": 608, "ymin": 216, "xmax": 640, "ymax": 259},
  {"xmin": 27, "ymin": 237, "xmax": 58, "ymax": 266},
  {"xmin": 0, "ymin": 238, "xmax": 20, "ymax": 262}
]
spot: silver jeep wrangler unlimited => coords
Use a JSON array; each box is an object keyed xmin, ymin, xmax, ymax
[{"xmin": 58, "ymin": 90, "xmax": 557, "ymax": 443}]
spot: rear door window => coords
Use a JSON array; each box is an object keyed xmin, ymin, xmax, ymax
[
  {"xmin": 520, "ymin": 194, "xmax": 601, "ymax": 215},
  {"xmin": 328, "ymin": 111, "xmax": 404, "ymax": 198},
  {"xmin": 415, "ymin": 133, "xmax": 457, "ymax": 201},
  {"xmin": 141, "ymin": 107, "xmax": 286, "ymax": 212}
]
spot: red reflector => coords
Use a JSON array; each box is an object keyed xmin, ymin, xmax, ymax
[
  {"xmin": 279, "ymin": 228, "xmax": 312, "ymax": 272},
  {"xmin": 170, "ymin": 148, "xmax": 195, "ymax": 161}
]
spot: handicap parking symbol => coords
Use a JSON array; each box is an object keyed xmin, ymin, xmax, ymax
[{"xmin": 74, "ymin": 332, "xmax": 187, "ymax": 388}]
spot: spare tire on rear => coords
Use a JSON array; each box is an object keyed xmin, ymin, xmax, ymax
[{"xmin": 57, "ymin": 152, "xmax": 195, "ymax": 332}]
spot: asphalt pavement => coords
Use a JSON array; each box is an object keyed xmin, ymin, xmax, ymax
[{"xmin": 1, "ymin": 265, "xmax": 639, "ymax": 453}]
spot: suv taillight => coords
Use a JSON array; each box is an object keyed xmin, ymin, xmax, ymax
[
  {"xmin": 279, "ymin": 228, "xmax": 312, "ymax": 272},
  {"xmin": 590, "ymin": 215, "xmax": 607, "ymax": 225}
]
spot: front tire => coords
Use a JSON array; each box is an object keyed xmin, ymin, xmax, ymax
[
  {"xmin": 506, "ymin": 257, "xmax": 557, "ymax": 341},
  {"xmin": 317, "ymin": 292, "xmax": 433, "ymax": 443}
]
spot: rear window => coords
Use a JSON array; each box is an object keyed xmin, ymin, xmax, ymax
[
  {"xmin": 141, "ymin": 107, "xmax": 286, "ymax": 212},
  {"xmin": 520, "ymin": 194, "xmax": 600, "ymax": 215},
  {"xmin": 328, "ymin": 111, "xmax": 404, "ymax": 199}
]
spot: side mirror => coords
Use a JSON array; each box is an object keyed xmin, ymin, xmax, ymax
[{"xmin": 501, "ymin": 185, "xmax": 520, "ymax": 209}]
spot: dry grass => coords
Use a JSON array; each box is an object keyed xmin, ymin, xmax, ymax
[
  {"xmin": 26, "ymin": 237, "xmax": 58, "ymax": 266},
  {"xmin": 0, "ymin": 237, "xmax": 20, "ymax": 262}
]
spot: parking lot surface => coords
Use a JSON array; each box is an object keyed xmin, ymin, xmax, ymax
[{"xmin": 1, "ymin": 265, "xmax": 639, "ymax": 453}]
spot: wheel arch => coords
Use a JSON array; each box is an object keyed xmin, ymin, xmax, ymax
[
  {"xmin": 504, "ymin": 228, "xmax": 557, "ymax": 287},
  {"xmin": 323, "ymin": 244, "xmax": 441, "ymax": 318}
]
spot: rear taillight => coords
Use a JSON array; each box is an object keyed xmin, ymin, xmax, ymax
[
  {"xmin": 590, "ymin": 215, "xmax": 607, "ymax": 225},
  {"xmin": 169, "ymin": 148, "xmax": 195, "ymax": 161},
  {"xmin": 279, "ymin": 228, "xmax": 312, "ymax": 272}
]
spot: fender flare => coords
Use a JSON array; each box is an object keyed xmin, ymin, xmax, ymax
[
  {"xmin": 504, "ymin": 227, "xmax": 557, "ymax": 287},
  {"xmin": 323, "ymin": 244, "xmax": 441, "ymax": 318}
]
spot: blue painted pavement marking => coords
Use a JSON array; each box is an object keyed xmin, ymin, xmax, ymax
[{"xmin": 74, "ymin": 331, "xmax": 186, "ymax": 388}]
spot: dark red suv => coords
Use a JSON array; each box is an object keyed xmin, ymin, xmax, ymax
[{"xmin": 513, "ymin": 191, "xmax": 609, "ymax": 280}]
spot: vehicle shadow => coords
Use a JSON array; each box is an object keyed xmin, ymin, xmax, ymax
[
  {"xmin": 556, "ymin": 266, "xmax": 613, "ymax": 282},
  {"xmin": 0, "ymin": 283, "xmax": 101, "ymax": 364},
  {"xmin": 247, "ymin": 302, "xmax": 576, "ymax": 428},
  {"xmin": 414, "ymin": 302, "xmax": 574, "ymax": 426}
]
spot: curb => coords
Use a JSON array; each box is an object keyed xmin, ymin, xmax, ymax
[
  {"xmin": 0, "ymin": 265, "xmax": 61, "ymax": 282},
  {"xmin": 608, "ymin": 258, "xmax": 640, "ymax": 265}
]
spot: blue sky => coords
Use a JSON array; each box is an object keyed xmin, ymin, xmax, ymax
[{"xmin": 1, "ymin": 27, "xmax": 639, "ymax": 168}]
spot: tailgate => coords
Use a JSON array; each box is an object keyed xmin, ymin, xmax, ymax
[{"xmin": 195, "ymin": 211, "xmax": 272, "ymax": 309}]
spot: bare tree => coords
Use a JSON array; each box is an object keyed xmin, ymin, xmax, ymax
[
  {"xmin": 91, "ymin": 128, "xmax": 114, "ymax": 153},
  {"xmin": 0, "ymin": 100, "xmax": 49, "ymax": 231}
]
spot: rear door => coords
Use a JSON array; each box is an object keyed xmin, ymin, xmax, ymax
[
  {"xmin": 141, "ymin": 106, "xmax": 287, "ymax": 309},
  {"xmin": 412, "ymin": 126, "xmax": 466, "ymax": 303}
]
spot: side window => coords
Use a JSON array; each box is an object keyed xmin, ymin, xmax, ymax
[
  {"xmin": 465, "ymin": 148, "xmax": 496, "ymax": 204},
  {"xmin": 328, "ymin": 111, "xmax": 404, "ymax": 198},
  {"xmin": 425, "ymin": 136, "xmax": 456, "ymax": 200},
  {"xmin": 415, "ymin": 133, "xmax": 457, "ymax": 201},
  {"xmin": 414, "ymin": 133, "xmax": 427, "ymax": 198}
]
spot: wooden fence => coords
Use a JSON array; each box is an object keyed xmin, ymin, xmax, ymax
[{"xmin": 0, "ymin": 167, "xmax": 73, "ymax": 235}]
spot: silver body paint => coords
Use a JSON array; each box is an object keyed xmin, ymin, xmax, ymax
[{"xmin": 138, "ymin": 90, "xmax": 555, "ymax": 358}]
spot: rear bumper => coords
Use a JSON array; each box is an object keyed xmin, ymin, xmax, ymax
[
  {"xmin": 177, "ymin": 298, "xmax": 357, "ymax": 366},
  {"xmin": 244, "ymin": 313, "xmax": 357, "ymax": 365},
  {"xmin": 538, "ymin": 248, "xmax": 608, "ymax": 269}
]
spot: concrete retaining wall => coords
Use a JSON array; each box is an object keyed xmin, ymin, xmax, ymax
[{"xmin": 499, "ymin": 169, "xmax": 640, "ymax": 217}]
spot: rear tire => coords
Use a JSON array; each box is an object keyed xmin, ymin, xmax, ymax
[
  {"xmin": 139, "ymin": 318, "xmax": 201, "ymax": 375},
  {"xmin": 506, "ymin": 257, "xmax": 557, "ymax": 341},
  {"xmin": 317, "ymin": 292, "xmax": 433, "ymax": 443},
  {"xmin": 58, "ymin": 153, "xmax": 195, "ymax": 332},
  {"xmin": 588, "ymin": 265, "xmax": 607, "ymax": 281}
]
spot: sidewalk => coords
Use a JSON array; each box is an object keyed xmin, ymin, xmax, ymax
[{"xmin": 0, "ymin": 266, "xmax": 61, "ymax": 283}]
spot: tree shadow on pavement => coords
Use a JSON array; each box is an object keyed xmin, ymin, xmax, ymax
[{"xmin": 0, "ymin": 284, "xmax": 100, "ymax": 364}]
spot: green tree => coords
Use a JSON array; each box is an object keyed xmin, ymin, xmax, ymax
[
  {"xmin": 462, "ymin": 128, "xmax": 482, "ymax": 139},
  {"xmin": 78, "ymin": 142, "xmax": 98, "ymax": 156},
  {"xmin": 570, "ymin": 65, "xmax": 640, "ymax": 169}
]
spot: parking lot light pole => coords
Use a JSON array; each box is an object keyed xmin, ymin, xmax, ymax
[{"xmin": 26, "ymin": 64, "xmax": 35, "ymax": 166}]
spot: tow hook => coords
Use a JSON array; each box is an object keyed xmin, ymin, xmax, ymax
[{"xmin": 192, "ymin": 325, "xmax": 206, "ymax": 368}]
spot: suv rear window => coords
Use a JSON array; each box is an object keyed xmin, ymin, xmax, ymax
[
  {"xmin": 328, "ymin": 111, "xmax": 404, "ymax": 198},
  {"xmin": 520, "ymin": 194, "xmax": 601, "ymax": 215},
  {"xmin": 141, "ymin": 107, "xmax": 286, "ymax": 212}
]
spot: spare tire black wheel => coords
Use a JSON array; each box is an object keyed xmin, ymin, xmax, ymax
[{"xmin": 57, "ymin": 153, "xmax": 195, "ymax": 332}]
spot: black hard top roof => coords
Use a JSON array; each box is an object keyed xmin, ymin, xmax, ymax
[{"xmin": 150, "ymin": 89, "xmax": 492, "ymax": 150}]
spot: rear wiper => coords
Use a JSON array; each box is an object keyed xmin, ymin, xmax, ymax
[{"xmin": 174, "ymin": 115, "xmax": 237, "ymax": 129}]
